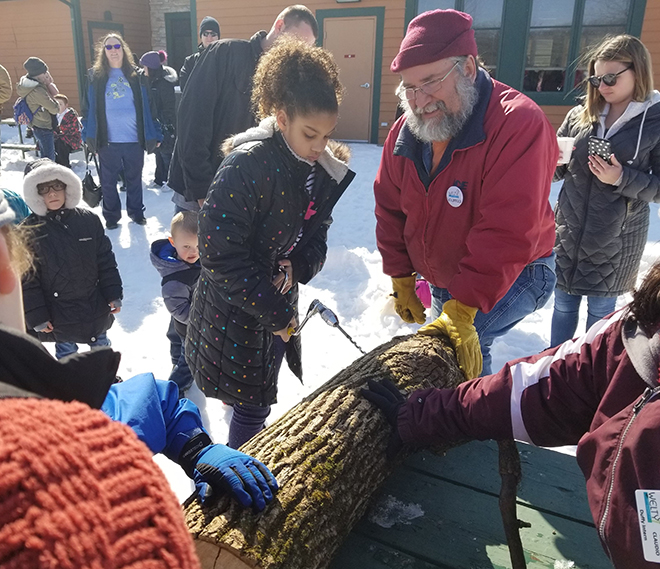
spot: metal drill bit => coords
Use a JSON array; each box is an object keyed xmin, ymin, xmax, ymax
[
  {"xmin": 315, "ymin": 300, "xmax": 367, "ymax": 355},
  {"xmin": 288, "ymin": 299, "xmax": 366, "ymax": 354}
]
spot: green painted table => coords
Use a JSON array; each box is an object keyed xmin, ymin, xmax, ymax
[{"xmin": 330, "ymin": 440, "xmax": 611, "ymax": 569}]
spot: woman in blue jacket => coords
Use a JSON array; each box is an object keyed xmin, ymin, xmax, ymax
[{"xmin": 82, "ymin": 33, "xmax": 162, "ymax": 230}]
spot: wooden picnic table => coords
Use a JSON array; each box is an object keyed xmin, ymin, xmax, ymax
[
  {"xmin": 1, "ymin": 118, "xmax": 38, "ymax": 158},
  {"xmin": 330, "ymin": 440, "xmax": 610, "ymax": 569}
]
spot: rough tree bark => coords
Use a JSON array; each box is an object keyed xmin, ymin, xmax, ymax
[
  {"xmin": 184, "ymin": 333, "xmax": 525, "ymax": 569},
  {"xmin": 185, "ymin": 334, "xmax": 465, "ymax": 569}
]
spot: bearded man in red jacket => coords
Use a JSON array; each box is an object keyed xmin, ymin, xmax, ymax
[{"xmin": 375, "ymin": 9, "xmax": 558, "ymax": 378}]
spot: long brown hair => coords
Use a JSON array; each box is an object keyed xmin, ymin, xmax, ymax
[
  {"xmin": 577, "ymin": 34, "xmax": 654, "ymax": 127},
  {"xmin": 91, "ymin": 33, "xmax": 137, "ymax": 81}
]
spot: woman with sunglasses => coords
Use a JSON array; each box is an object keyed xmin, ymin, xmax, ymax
[
  {"xmin": 551, "ymin": 34, "xmax": 660, "ymax": 346},
  {"xmin": 81, "ymin": 33, "xmax": 162, "ymax": 230}
]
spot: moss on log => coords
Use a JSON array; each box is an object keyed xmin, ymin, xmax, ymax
[{"xmin": 184, "ymin": 334, "xmax": 467, "ymax": 569}]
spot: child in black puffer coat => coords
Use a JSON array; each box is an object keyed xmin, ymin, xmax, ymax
[
  {"xmin": 21, "ymin": 158, "xmax": 123, "ymax": 359},
  {"xmin": 186, "ymin": 38, "xmax": 355, "ymax": 448}
]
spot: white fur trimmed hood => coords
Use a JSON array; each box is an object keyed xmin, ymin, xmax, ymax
[
  {"xmin": 23, "ymin": 158, "xmax": 82, "ymax": 216},
  {"xmin": 223, "ymin": 117, "xmax": 351, "ymax": 183}
]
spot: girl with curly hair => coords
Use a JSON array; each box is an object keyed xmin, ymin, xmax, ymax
[{"xmin": 186, "ymin": 37, "xmax": 355, "ymax": 448}]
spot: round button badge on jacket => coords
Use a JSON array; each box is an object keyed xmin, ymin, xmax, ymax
[{"xmin": 446, "ymin": 186, "xmax": 463, "ymax": 207}]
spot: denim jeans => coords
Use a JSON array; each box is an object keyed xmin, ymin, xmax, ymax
[
  {"xmin": 55, "ymin": 332, "xmax": 111, "ymax": 360},
  {"xmin": 430, "ymin": 253, "xmax": 556, "ymax": 376},
  {"xmin": 98, "ymin": 142, "xmax": 145, "ymax": 225},
  {"xmin": 33, "ymin": 127, "xmax": 55, "ymax": 161},
  {"xmin": 550, "ymin": 289, "xmax": 617, "ymax": 347}
]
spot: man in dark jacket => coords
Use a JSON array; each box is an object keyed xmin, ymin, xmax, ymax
[
  {"xmin": 168, "ymin": 5, "xmax": 318, "ymax": 213},
  {"xmin": 179, "ymin": 16, "xmax": 220, "ymax": 93},
  {"xmin": 140, "ymin": 51, "xmax": 178, "ymax": 187},
  {"xmin": 375, "ymin": 9, "xmax": 558, "ymax": 379}
]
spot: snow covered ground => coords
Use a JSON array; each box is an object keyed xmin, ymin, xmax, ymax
[{"xmin": 3, "ymin": 123, "xmax": 660, "ymax": 503}]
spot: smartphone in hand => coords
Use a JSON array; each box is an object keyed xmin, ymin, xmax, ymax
[{"xmin": 588, "ymin": 136, "xmax": 613, "ymax": 164}]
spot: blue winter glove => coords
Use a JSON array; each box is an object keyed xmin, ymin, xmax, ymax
[{"xmin": 191, "ymin": 444, "xmax": 278, "ymax": 511}]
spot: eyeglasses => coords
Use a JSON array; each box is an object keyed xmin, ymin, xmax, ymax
[
  {"xmin": 105, "ymin": 43, "xmax": 122, "ymax": 51},
  {"xmin": 588, "ymin": 66, "xmax": 632, "ymax": 88},
  {"xmin": 201, "ymin": 31, "xmax": 218, "ymax": 37},
  {"xmin": 37, "ymin": 181, "xmax": 66, "ymax": 195},
  {"xmin": 397, "ymin": 61, "xmax": 460, "ymax": 102}
]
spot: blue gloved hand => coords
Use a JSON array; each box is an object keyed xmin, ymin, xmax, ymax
[{"xmin": 192, "ymin": 444, "xmax": 278, "ymax": 511}]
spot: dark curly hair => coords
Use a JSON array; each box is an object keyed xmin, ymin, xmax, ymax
[
  {"xmin": 627, "ymin": 261, "xmax": 660, "ymax": 335},
  {"xmin": 251, "ymin": 37, "xmax": 343, "ymax": 121}
]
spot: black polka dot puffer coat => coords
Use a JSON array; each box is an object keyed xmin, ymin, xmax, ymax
[{"xmin": 186, "ymin": 118, "xmax": 355, "ymax": 406}]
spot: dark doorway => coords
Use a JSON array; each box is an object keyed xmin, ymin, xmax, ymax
[{"xmin": 165, "ymin": 12, "xmax": 192, "ymax": 80}]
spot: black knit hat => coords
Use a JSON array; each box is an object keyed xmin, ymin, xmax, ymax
[
  {"xmin": 24, "ymin": 57, "xmax": 48, "ymax": 77},
  {"xmin": 199, "ymin": 16, "xmax": 220, "ymax": 38}
]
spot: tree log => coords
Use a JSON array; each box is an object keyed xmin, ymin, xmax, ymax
[{"xmin": 184, "ymin": 334, "xmax": 467, "ymax": 569}]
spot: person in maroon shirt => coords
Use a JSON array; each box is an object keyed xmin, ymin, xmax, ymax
[{"xmin": 364, "ymin": 259, "xmax": 660, "ymax": 569}]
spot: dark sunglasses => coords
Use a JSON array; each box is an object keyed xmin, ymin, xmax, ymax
[
  {"xmin": 201, "ymin": 31, "xmax": 218, "ymax": 37},
  {"xmin": 105, "ymin": 43, "xmax": 122, "ymax": 51},
  {"xmin": 37, "ymin": 181, "xmax": 66, "ymax": 195},
  {"xmin": 588, "ymin": 66, "xmax": 632, "ymax": 88}
]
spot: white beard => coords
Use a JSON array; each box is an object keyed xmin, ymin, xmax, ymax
[{"xmin": 403, "ymin": 71, "xmax": 478, "ymax": 143}]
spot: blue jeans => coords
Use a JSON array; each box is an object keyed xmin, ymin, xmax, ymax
[
  {"xmin": 55, "ymin": 332, "xmax": 111, "ymax": 360},
  {"xmin": 98, "ymin": 142, "xmax": 145, "ymax": 225},
  {"xmin": 550, "ymin": 289, "xmax": 617, "ymax": 347},
  {"xmin": 33, "ymin": 127, "xmax": 55, "ymax": 161},
  {"xmin": 430, "ymin": 253, "xmax": 556, "ymax": 376}
]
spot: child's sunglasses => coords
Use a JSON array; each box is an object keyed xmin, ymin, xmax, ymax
[
  {"xmin": 588, "ymin": 66, "xmax": 632, "ymax": 88},
  {"xmin": 105, "ymin": 43, "xmax": 122, "ymax": 51}
]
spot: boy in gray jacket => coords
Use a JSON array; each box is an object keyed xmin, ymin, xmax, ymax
[{"xmin": 150, "ymin": 211, "xmax": 199, "ymax": 394}]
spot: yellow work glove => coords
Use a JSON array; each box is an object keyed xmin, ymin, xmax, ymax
[
  {"xmin": 391, "ymin": 275, "xmax": 427, "ymax": 325},
  {"xmin": 418, "ymin": 299, "xmax": 482, "ymax": 379}
]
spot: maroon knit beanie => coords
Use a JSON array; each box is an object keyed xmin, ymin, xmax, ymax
[
  {"xmin": 0, "ymin": 398, "xmax": 201, "ymax": 569},
  {"xmin": 391, "ymin": 9, "xmax": 478, "ymax": 73}
]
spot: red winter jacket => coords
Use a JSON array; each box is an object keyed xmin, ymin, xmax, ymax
[
  {"xmin": 398, "ymin": 310, "xmax": 660, "ymax": 568},
  {"xmin": 374, "ymin": 70, "xmax": 557, "ymax": 312}
]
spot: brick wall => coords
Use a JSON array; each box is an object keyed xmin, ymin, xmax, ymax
[{"xmin": 150, "ymin": 0, "xmax": 190, "ymax": 52}]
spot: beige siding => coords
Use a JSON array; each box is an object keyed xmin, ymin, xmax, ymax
[
  {"xmin": 0, "ymin": 0, "xmax": 75, "ymax": 116},
  {"xmin": 80, "ymin": 0, "xmax": 153, "ymax": 73},
  {"xmin": 641, "ymin": 0, "xmax": 660, "ymax": 89},
  {"xmin": 0, "ymin": 0, "xmax": 152, "ymax": 117},
  {"xmin": 539, "ymin": 105, "xmax": 572, "ymax": 132},
  {"xmin": 195, "ymin": 0, "xmax": 405, "ymax": 144}
]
